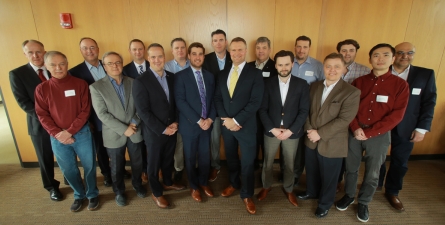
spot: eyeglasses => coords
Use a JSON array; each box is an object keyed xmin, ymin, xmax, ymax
[
  {"xmin": 48, "ymin": 62, "xmax": 67, "ymax": 68},
  {"xmin": 396, "ymin": 51, "xmax": 415, "ymax": 56},
  {"xmin": 81, "ymin": 46, "xmax": 97, "ymax": 51},
  {"xmin": 105, "ymin": 61, "xmax": 122, "ymax": 67}
]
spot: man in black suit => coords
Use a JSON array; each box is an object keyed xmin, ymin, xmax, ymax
[
  {"xmin": 9, "ymin": 39, "xmax": 62, "ymax": 201},
  {"xmin": 69, "ymin": 37, "xmax": 112, "ymax": 187},
  {"xmin": 202, "ymin": 29, "xmax": 233, "ymax": 182},
  {"xmin": 132, "ymin": 43, "xmax": 185, "ymax": 209},
  {"xmin": 215, "ymin": 37, "xmax": 264, "ymax": 215},
  {"xmin": 379, "ymin": 42, "xmax": 437, "ymax": 211},
  {"xmin": 257, "ymin": 50, "xmax": 309, "ymax": 207}
]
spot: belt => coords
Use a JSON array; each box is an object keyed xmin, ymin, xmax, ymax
[
  {"xmin": 358, "ymin": 122, "xmax": 370, "ymax": 129},
  {"xmin": 280, "ymin": 125, "xmax": 285, "ymax": 129}
]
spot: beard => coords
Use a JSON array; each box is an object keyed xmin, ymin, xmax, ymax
[{"xmin": 278, "ymin": 70, "xmax": 291, "ymax": 78}]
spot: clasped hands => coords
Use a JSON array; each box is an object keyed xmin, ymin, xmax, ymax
[
  {"xmin": 353, "ymin": 128, "xmax": 368, "ymax": 140},
  {"xmin": 198, "ymin": 118, "xmax": 213, "ymax": 131},
  {"xmin": 307, "ymin": 129, "xmax": 321, "ymax": 143},
  {"xmin": 221, "ymin": 117, "xmax": 242, "ymax": 131},
  {"xmin": 271, "ymin": 128, "xmax": 293, "ymax": 141},
  {"xmin": 164, "ymin": 122, "xmax": 178, "ymax": 136},
  {"xmin": 124, "ymin": 123, "xmax": 138, "ymax": 137},
  {"xmin": 55, "ymin": 130, "xmax": 75, "ymax": 145}
]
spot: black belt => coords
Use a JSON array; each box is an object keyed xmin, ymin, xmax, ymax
[{"xmin": 358, "ymin": 122, "xmax": 370, "ymax": 129}]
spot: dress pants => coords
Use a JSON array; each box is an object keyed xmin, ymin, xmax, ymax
[
  {"xmin": 221, "ymin": 128, "xmax": 256, "ymax": 199},
  {"xmin": 210, "ymin": 117, "xmax": 221, "ymax": 170},
  {"xmin": 293, "ymin": 137, "xmax": 306, "ymax": 181},
  {"xmin": 255, "ymin": 113, "xmax": 265, "ymax": 167},
  {"xmin": 305, "ymin": 146, "xmax": 342, "ymax": 210},
  {"xmin": 93, "ymin": 131, "xmax": 111, "ymax": 177},
  {"xmin": 173, "ymin": 133, "xmax": 184, "ymax": 171},
  {"xmin": 262, "ymin": 135, "xmax": 298, "ymax": 193},
  {"xmin": 106, "ymin": 138, "xmax": 143, "ymax": 195},
  {"xmin": 182, "ymin": 130, "xmax": 211, "ymax": 190},
  {"xmin": 345, "ymin": 131, "xmax": 390, "ymax": 205},
  {"xmin": 30, "ymin": 130, "xmax": 60, "ymax": 191},
  {"xmin": 146, "ymin": 134, "xmax": 177, "ymax": 197}
]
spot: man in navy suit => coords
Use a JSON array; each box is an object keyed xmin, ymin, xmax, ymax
[
  {"xmin": 175, "ymin": 42, "xmax": 216, "ymax": 202},
  {"xmin": 379, "ymin": 42, "xmax": 437, "ymax": 211},
  {"xmin": 215, "ymin": 37, "xmax": 264, "ymax": 214}
]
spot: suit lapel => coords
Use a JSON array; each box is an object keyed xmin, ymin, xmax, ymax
[
  {"xmin": 283, "ymin": 76, "xmax": 296, "ymax": 109},
  {"xmin": 123, "ymin": 77, "xmax": 131, "ymax": 112},
  {"xmin": 407, "ymin": 66, "xmax": 416, "ymax": 86},
  {"xmin": 103, "ymin": 77, "xmax": 125, "ymax": 111},
  {"xmin": 232, "ymin": 64, "xmax": 249, "ymax": 98},
  {"xmin": 318, "ymin": 80, "xmax": 344, "ymax": 116},
  {"xmin": 313, "ymin": 82, "xmax": 323, "ymax": 116},
  {"xmin": 26, "ymin": 64, "xmax": 42, "ymax": 84}
]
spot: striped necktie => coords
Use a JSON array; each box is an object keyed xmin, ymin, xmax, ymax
[
  {"xmin": 196, "ymin": 71, "xmax": 207, "ymax": 118},
  {"xmin": 139, "ymin": 65, "xmax": 144, "ymax": 74},
  {"xmin": 229, "ymin": 66, "xmax": 239, "ymax": 98}
]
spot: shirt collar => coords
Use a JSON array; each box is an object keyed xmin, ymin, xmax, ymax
[
  {"xmin": 294, "ymin": 56, "xmax": 312, "ymax": 65},
  {"xmin": 391, "ymin": 65, "xmax": 410, "ymax": 75},
  {"xmin": 232, "ymin": 61, "xmax": 246, "ymax": 71},
  {"xmin": 150, "ymin": 67, "xmax": 166, "ymax": 78},
  {"xmin": 323, "ymin": 79, "xmax": 340, "ymax": 89},
  {"xmin": 278, "ymin": 75, "xmax": 291, "ymax": 85},
  {"xmin": 85, "ymin": 60, "xmax": 101, "ymax": 70},
  {"xmin": 190, "ymin": 66, "xmax": 202, "ymax": 75},
  {"xmin": 173, "ymin": 59, "xmax": 190, "ymax": 67},
  {"xmin": 108, "ymin": 75, "xmax": 123, "ymax": 85},
  {"xmin": 256, "ymin": 58, "xmax": 269, "ymax": 67},
  {"xmin": 133, "ymin": 61, "xmax": 145, "ymax": 67},
  {"xmin": 29, "ymin": 62, "xmax": 47, "ymax": 73}
]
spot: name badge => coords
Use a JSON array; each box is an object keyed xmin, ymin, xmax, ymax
[
  {"xmin": 376, "ymin": 95, "xmax": 388, "ymax": 103},
  {"xmin": 65, "ymin": 90, "xmax": 76, "ymax": 97},
  {"xmin": 262, "ymin": 72, "xmax": 270, "ymax": 77},
  {"xmin": 412, "ymin": 88, "xmax": 421, "ymax": 95},
  {"xmin": 305, "ymin": 71, "xmax": 314, "ymax": 76}
]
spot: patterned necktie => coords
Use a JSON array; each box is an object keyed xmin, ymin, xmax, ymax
[
  {"xmin": 37, "ymin": 69, "xmax": 46, "ymax": 82},
  {"xmin": 229, "ymin": 66, "xmax": 239, "ymax": 98},
  {"xmin": 196, "ymin": 71, "xmax": 207, "ymax": 119},
  {"xmin": 138, "ymin": 65, "xmax": 144, "ymax": 74}
]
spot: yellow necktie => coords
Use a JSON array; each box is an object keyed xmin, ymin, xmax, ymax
[{"xmin": 229, "ymin": 66, "xmax": 239, "ymax": 97}]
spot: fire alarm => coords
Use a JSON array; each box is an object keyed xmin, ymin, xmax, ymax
[{"xmin": 59, "ymin": 13, "xmax": 73, "ymax": 29}]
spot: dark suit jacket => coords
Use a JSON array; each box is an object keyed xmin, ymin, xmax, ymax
[
  {"xmin": 259, "ymin": 76, "xmax": 310, "ymax": 139},
  {"xmin": 247, "ymin": 58, "xmax": 278, "ymax": 79},
  {"xmin": 9, "ymin": 63, "xmax": 51, "ymax": 135},
  {"xmin": 123, "ymin": 60, "xmax": 150, "ymax": 79},
  {"xmin": 69, "ymin": 60, "xmax": 105, "ymax": 130},
  {"xmin": 214, "ymin": 63, "xmax": 264, "ymax": 134},
  {"xmin": 132, "ymin": 69, "xmax": 176, "ymax": 143},
  {"xmin": 175, "ymin": 67, "xmax": 216, "ymax": 137},
  {"xmin": 394, "ymin": 65, "xmax": 437, "ymax": 138},
  {"xmin": 202, "ymin": 51, "xmax": 232, "ymax": 79},
  {"xmin": 304, "ymin": 79, "xmax": 360, "ymax": 158}
]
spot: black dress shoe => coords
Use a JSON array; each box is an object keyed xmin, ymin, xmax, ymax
[
  {"xmin": 315, "ymin": 207, "xmax": 329, "ymax": 218},
  {"xmin": 173, "ymin": 170, "xmax": 183, "ymax": 182},
  {"xmin": 297, "ymin": 192, "xmax": 317, "ymax": 200},
  {"xmin": 124, "ymin": 170, "xmax": 132, "ymax": 179},
  {"xmin": 50, "ymin": 189, "xmax": 63, "ymax": 201},
  {"xmin": 103, "ymin": 175, "xmax": 112, "ymax": 187}
]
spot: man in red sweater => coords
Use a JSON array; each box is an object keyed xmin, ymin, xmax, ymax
[{"xmin": 35, "ymin": 51, "xmax": 99, "ymax": 212}]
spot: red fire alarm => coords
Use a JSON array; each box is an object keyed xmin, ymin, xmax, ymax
[{"xmin": 59, "ymin": 13, "xmax": 73, "ymax": 29}]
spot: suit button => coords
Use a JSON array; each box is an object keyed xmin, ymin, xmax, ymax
[{"xmin": 282, "ymin": 113, "xmax": 284, "ymax": 116}]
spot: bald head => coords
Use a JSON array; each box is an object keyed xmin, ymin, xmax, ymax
[{"xmin": 394, "ymin": 42, "xmax": 416, "ymax": 70}]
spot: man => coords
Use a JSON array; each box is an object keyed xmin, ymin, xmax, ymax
[
  {"xmin": 122, "ymin": 39, "xmax": 149, "ymax": 184},
  {"xmin": 298, "ymin": 53, "xmax": 360, "ymax": 218},
  {"xmin": 214, "ymin": 37, "xmax": 264, "ymax": 215},
  {"xmin": 69, "ymin": 37, "xmax": 113, "ymax": 187},
  {"xmin": 35, "ymin": 51, "xmax": 99, "ymax": 212},
  {"xmin": 175, "ymin": 42, "xmax": 216, "ymax": 202},
  {"xmin": 90, "ymin": 52, "xmax": 146, "ymax": 207},
  {"xmin": 165, "ymin": 37, "xmax": 190, "ymax": 183},
  {"xmin": 291, "ymin": 35, "xmax": 325, "ymax": 186},
  {"xmin": 378, "ymin": 42, "xmax": 437, "ymax": 211},
  {"xmin": 9, "ymin": 40, "xmax": 62, "ymax": 201},
  {"xmin": 133, "ymin": 43, "xmax": 185, "ymax": 209},
  {"xmin": 257, "ymin": 50, "xmax": 309, "ymax": 207},
  {"xmin": 247, "ymin": 36, "xmax": 278, "ymax": 171},
  {"xmin": 336, "ymin": 44, "xmax": 410, "ymax": 223},
  {"xmin": 202, "ymin": 29, "xmax": 233, "ymax": 182}
]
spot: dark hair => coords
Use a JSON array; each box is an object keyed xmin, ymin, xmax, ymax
[
  {"xmin": 273, "ymin": 50, "xmax": 294, "ymax": 63},
  {"xmin": 22, "ymin": 39, "xmax": 44, "ymax": 48},
  {"xmin": 211, "ymin": 29, "xmax": 227, "ymax": 39},
  {"xmin": 230, "ymin": 37, "xmax": 246, "ymax": 45},
  {"xmin": 129, "ymin": 39, "xmax": 145, "ymax": 49},
  {"xmin": 295, "ymin": 35, "xmax": 311, "ymax": 46},
  {"xmin": 44, "ymin": 51, "xmax": 68, "ymax": 62},
  {"xmin": 147, "ymin": 43, "xmax": 164, "ymax": 52},
  {"xmin": 188, "ymin": 42, "xmax": 205, "ymax": 55},
  {"xmin": 368, "ymin": 43, "xmax": 395, "ymax": 58},
  {"xmin": 79, "ymin": 37, "xmax": 98, "ymax": 46},
  {"xmin": 323, "ymin": 53, "xmax": 346, "ymax": 65},
  {"xmin": 256, "ymin": 37, "xmax": 271, "ymax": 48},
  {"xmin": 170, "ymin": 37, "xmax": 186, "ymax": 47},
  {"xmin": 336, "ymin": 39, "xmax": 360, "ymax": 52}
]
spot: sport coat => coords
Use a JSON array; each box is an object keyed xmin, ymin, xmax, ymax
[
  {"xmin": 132, "ymin": 69, "xmax": 176, "ymax": 142},
  {"xmin": 123, "ymin": 60, "xmax": 150, "ymax": 79},
  {"xmin": 394, "ymin": 65, "xmax": 437, "ymax": 138},
  {"xmin": 304, "ymin": 79, "xmax": 360, "ymax": 158},
  {"xmin": 214, "ymin": 63, "xmax": 264, "ymax": 134},
  {"xmin": 247, "ymin": 58, "xmax": 278, "ymax": 79},
  {"xmin": 9, "ymin": 63, "xmax": 51, "ymax": 135},
  {"xmin": 259, "ymin": 76, "xmax": 310, "ymax": 139},
  {"xmin": 203, "ymin": 51, "xmax": 232, "ymax": 79},
  {"xmin": 89, "ymin": 75, "xmax": 142, "ymax": 148}
]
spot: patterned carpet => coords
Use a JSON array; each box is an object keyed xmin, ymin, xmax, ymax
[{"xmin": 0, "ymin": 160, "xmax": 444, "ymax": 224}]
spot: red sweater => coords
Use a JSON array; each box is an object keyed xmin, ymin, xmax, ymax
[
  {"xmin": 350, "ymin": 69, "xmax": 409, "ymax": 138},
  {"xmin": 35, "ymin": 75, "xmax": 91, "ymax": 137}
]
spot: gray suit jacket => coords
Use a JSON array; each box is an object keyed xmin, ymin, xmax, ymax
[{"xmin": 89, "ymin": 75, "xmax": 142, "ymax": 148}]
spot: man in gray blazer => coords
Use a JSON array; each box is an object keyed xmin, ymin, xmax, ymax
[{"xmin": 90, "ymin": 51, "xmax": 145, "ymax": 207}]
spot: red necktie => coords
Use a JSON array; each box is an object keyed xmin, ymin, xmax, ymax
[{"xmin": 38, "ymin": 69, "xmax": 47, "ymax": 82}]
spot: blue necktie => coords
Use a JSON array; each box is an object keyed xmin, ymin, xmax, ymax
[
  {"xmin": 196, "ymin": 71, "xmax": 207, "ymax": 119},
  {"xmin": 139, "ymin": 65, "xmax": 144, "ymax": 74}
]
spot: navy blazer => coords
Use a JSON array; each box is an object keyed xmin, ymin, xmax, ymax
[
  {"xmin": 9, "ymin": 64, "xmax": 51, "ymax": 135},
  {"xmin": 132, "ymin": 69, "xmax": 176, "ymax": 143},
  {"xmin": 202, "ymin": 51, "xmax": 232, "ymax": 79},
  {"xmin": 175, "ymin": 67, "xmax": 216, "ymax": 137},
  {"xmin": 394, "ymin": 65, "xmax": 437, "ymax": 138},
  {"xmin": 259, "ymin": 76, "xmax": 310, "ymax": 139},
  {"xmin": 123, "ymin": 60, "xmax": 150, "ymax": 79},
  {"xmin": 247, "ymin": 58, "xmax": 278, "ymax": 79},
  {"xmin": 214, "ymin": 63, "xmax": 264, "ymax": 134}
]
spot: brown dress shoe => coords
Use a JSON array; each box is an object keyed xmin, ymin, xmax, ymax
[
  {"xmin": 221, "ymin": 185, "xmax": 237, "ymax": 197},
  {"xmin": 141, "ymin": 172, "xmax": 148, "ymax": 184},
  {"xmin": 190, "ymin": 189, "xmax": 202, "ymax": 202},
  {"xmin": 257, "ymin": 188, "xmax": 271, "ymax": 201},
  {"xmin": 282, "ymin": 187, "xmax": 298, "ymax": 207},
  {"xmin": 151, "ymin": 194, "xmax": 170, "ymax": 209},
  {"xmin": 163, "ymin": 183, "xmax": 186, "ymax": 191},
  {"xmin": 208, "ymin": 168, "xmax": 220, "ymax": 182},
  {"xmin": 243, "ymin": 198, "xmax": 256, "ymax": 215},
  {"xmin": 200, "ymin": 185, "xmax": 214, "ymax": 197},
  {"xmin": 385, "ymin": 193, "xmax": 405, "ymax": 211}
]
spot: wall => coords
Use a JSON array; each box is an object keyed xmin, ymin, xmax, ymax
[{"xmin": 0, "ymin": 0, "xmax": 444, "ymax": 164}]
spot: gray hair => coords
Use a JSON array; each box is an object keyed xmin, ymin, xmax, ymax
[
  {"xmin": 256, "ymin": 37, "xmax": 271, "ymax": 48},
  {"xmin": 102, "ymin": 51, "xmax": 123, "ymax": 63}
]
